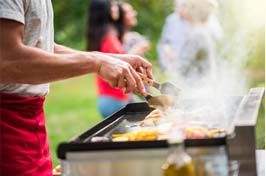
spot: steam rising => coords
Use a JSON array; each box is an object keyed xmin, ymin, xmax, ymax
[{"xmin": 158, "ymin": 0, "xmax": 264, "ymax": 129}]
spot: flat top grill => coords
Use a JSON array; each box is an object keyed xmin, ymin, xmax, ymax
[
  {"xmin": 57, "ymin": 88, "xmax": 264, "ymax": 176},
  {"xmin": 58, "ymin": 102, "xmax": 230, "ymax": 159}
]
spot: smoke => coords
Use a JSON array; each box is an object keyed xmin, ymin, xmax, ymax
[{"xmin": 157, "ymin": 0, "xmax": 264, "ymax": 129}]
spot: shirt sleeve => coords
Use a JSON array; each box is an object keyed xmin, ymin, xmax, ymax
[{"xmin": 0, "ymin": 0, "xmax": 25, "ymax": 24}]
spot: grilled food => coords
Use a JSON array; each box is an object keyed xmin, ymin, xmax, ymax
[
  {"xmin": 139, "ymin": 109, "xmax": 163, "ymax": 127},
  {"xmin": 112, "ymin": 131, "xmax": 158, "ymax": 142},
  {"xmin": 184, "ymin": 126, "xmax": 226, "ymax": 139},
  {"xmin": 112, "ymin": 108, "xmax": 227, "ymax": 142}
]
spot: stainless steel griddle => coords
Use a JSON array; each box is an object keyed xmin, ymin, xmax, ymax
[{"xmin": 57, "ymin": 88, "xmax": 264, "ymax": 176}]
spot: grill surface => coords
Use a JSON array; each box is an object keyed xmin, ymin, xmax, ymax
[{"xmin": 58, "ymin": 102, "xmax": 229, "ymax": 160}]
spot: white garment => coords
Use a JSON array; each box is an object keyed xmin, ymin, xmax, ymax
[
  {"xmin": 0, "ymin": 0, "xmax": 54, "ymax": 97},
  {"xmin": 123, "ymin": 31, "xmax": 147, "ymax": 53},
  {"xmin": 157, "ymin": 13, "xmax": 222, "ymax": 79}
]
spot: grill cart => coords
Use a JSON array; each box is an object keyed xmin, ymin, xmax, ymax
[{"xmin": 57, "ymin": 88, "xmax": 264, "ymax": 176}]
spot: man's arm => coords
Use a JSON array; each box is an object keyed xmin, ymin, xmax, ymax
[
  {"xmin": 54, "ymin": 43, "xmax": 80, "ymax": 54},
  {"xmin": 0, "ymin": 19, "xmax": 148, "ymax": 93},
  {"xmin": 54, "ymin": 44, "xmax": 153, "ymax": 80},
  {"xmin": 0, "ymin": 20, "xmax": 100, "ymax": 84}
]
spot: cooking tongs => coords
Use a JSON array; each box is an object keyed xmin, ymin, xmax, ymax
[
  {"xmin": 138, "ymin": 72, "xmax": 180, "ymax": 96},
  {"xmin": 137, "ymin": 73, "xmax": 180, "ymax": 109},
  {"xmin": 141, "ymin": 92, "xmax": 175, "ymax": 109}
]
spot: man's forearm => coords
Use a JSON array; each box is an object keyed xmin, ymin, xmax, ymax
[
  {"xmin": 0, "ymin": 19, "xmax": 152, "ymax": 91},
  {"xmin": 54, "ymin": 43, "xmax": 81, "ymax": 54},
  {"xmin": 0, "ymin": 44, "xmax": 100, "ymax": 84}
]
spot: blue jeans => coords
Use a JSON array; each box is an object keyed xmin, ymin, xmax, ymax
[{"xmin": 98, "ymin": 96, "xmax": 128, "ymax": 118}]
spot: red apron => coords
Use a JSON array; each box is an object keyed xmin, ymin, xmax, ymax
[{"xmin": 0, "ymin": 93, "xmax": 52, "ymax": 176}]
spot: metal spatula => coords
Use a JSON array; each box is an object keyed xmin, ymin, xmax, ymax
[
  {"xmin": 138, "ymin": 73, "xmax": 180, "ymax": 96},
  {"xmin": 142, "ymin": 92, "xmax": 175, "ymax": 110}
]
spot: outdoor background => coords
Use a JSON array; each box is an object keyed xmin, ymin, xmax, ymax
[{"xmin": 46, "ymin": 0, "xmax": 265, "ymax": 166}]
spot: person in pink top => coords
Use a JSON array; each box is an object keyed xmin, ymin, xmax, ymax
[{"xmin": 87, "ymin": 0, "xmax": 147, "ymax": 118}]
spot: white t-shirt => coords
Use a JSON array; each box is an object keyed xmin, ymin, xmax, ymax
[{"xmin": 0, "ymin": 0, "xmax": 54, "ymax": 97}]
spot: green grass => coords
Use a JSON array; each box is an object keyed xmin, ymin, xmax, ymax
[
  {"xmin": 45, "ymin": 75, "xmax": 101, "ymax": 166},
  {"xmin": 45, "ymin": 73, "xmax": 265, "ymax": 167}
]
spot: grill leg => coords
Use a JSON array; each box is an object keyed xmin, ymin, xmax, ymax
[{"xmin": 228, "ymin": 126, "xmax": 257, "ymax": 176}]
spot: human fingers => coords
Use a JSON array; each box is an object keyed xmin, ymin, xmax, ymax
[
  {"xmin": 114, "ymin": 54, "xmax": 153, "ymax": 79},
  {"xmin": 108, "ymin": 78, "xmax": 118, "ymax": 88},
  {"xmin": 123, "ymin": 68, "xmax": 136, "ymax": 93},
  {"xmin": 117, "ymin": 75, "xmax": 126, "ymax": 89},
  {"xmin": 135, "ymin": 56, "xmax": 153, "ymax": 79},
  {"xmin": 129, "ymin": 66, "xmax": 145, "ymax": 94}
]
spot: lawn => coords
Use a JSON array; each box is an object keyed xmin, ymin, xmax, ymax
[
  {"xmin": 45, "ymin": 75, "xmax": 101, "ymax": 166},
  {"xmin": 45, "ymin": 73, "xmax": 265, "ymax": 166}
]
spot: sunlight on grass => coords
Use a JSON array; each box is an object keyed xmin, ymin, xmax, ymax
[{"xmin": 45, "ymin": 75, "xmax": 101, "ymax": 166}]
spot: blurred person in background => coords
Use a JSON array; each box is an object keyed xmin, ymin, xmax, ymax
[
  {"xmin": 121, "ymin": 2, "xmax": 151, "ymax": 57},
  {"xmin": 157, "ymin": 0, "xmax": 223, "ymax": 83},
  {"xmin": 0, "ymin": 0, "xmax": 153, "ymax": 175},
  {"xmin": 87, "ymin": 0, "xmax": 147, "ymax": 118},
  {"xmin": 120, "ymin": 2, "xmax": 151, "ymax": 101}
]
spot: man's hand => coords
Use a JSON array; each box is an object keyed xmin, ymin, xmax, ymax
[
  {"xmin": 109, "ymin": 54, "xmax": 153, "ymax": 79},
  {"xmin": 94, "ymin": 53, "xmax": 146, "ymax": 94}
]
